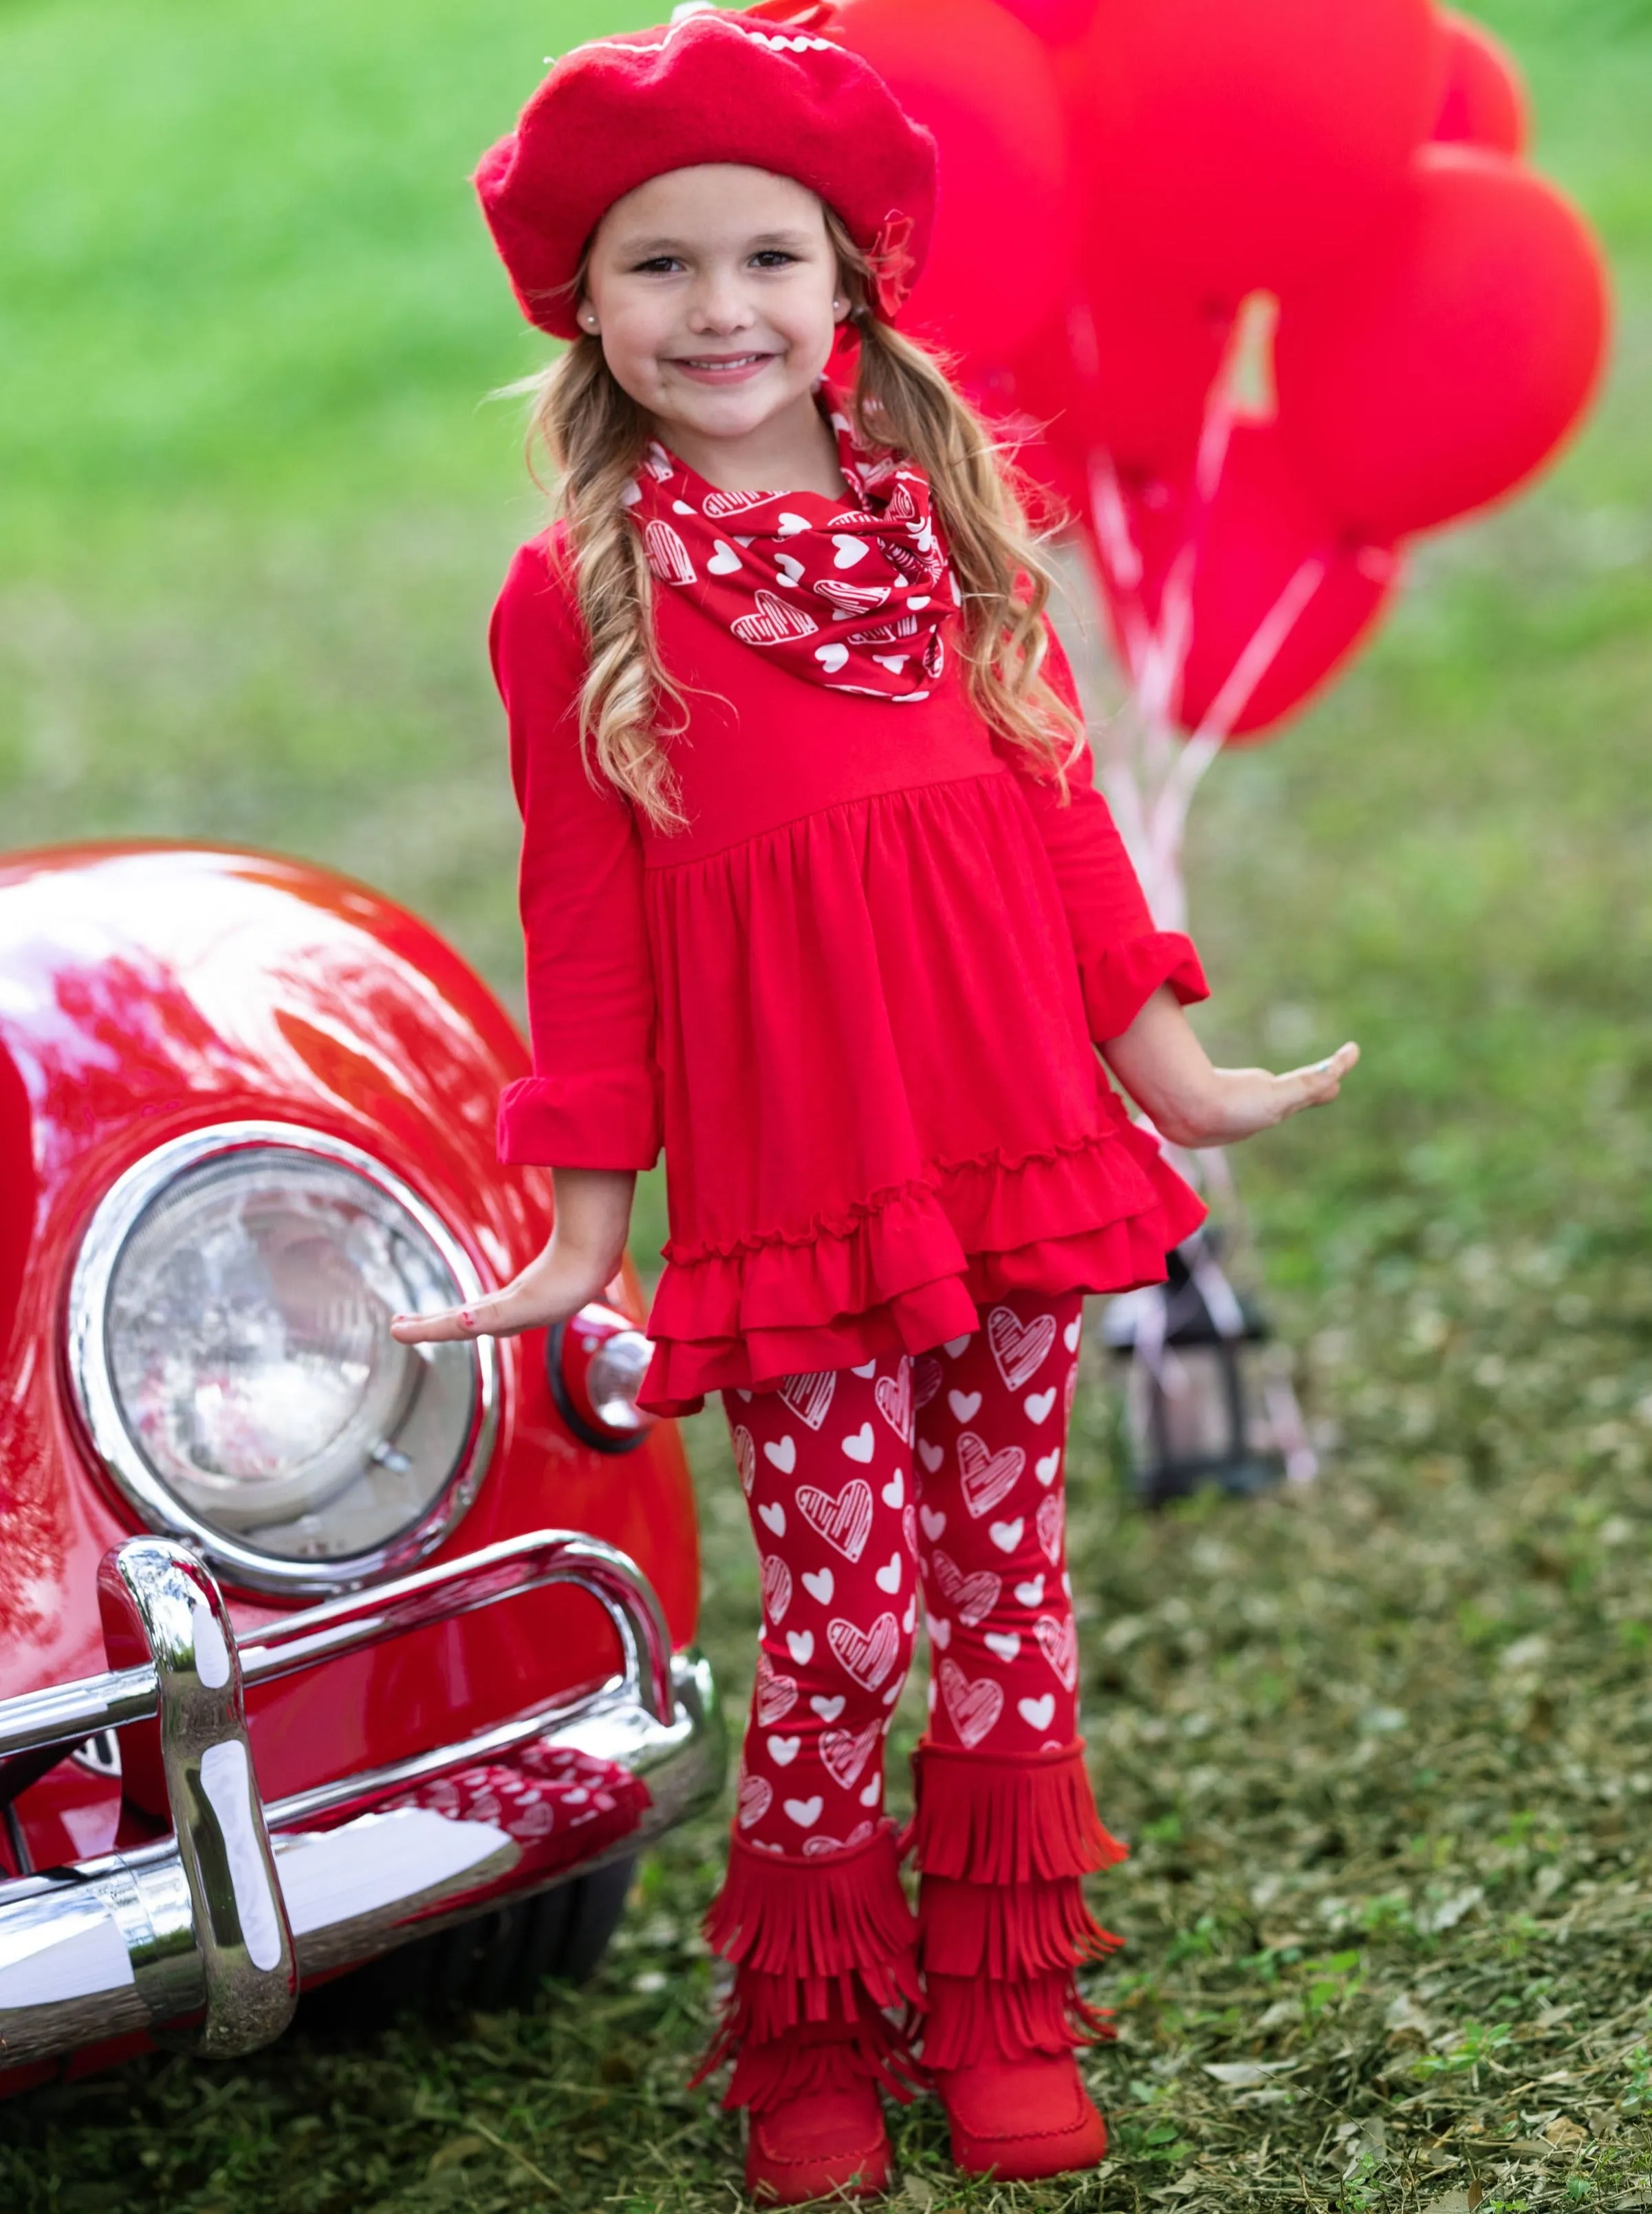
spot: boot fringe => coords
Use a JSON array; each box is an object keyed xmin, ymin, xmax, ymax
[
  {"xmin": 715, "ymin": 1986, "xmax": 925, "ymax": 2112},
  {"xmin": 704, "ymin": 1821, "xmax": 916, "ymax": 1978},
  {"xmin": 696, "ymin": 1823, "xmax": 924, "ymax": 2112},
  {"xmin": 904, "ymin": 1739, "xmax": 1127, "ymax": 1885},
  {"xmin": 917, "ymin": 1872, "xmax": 1121, "ymax": 1981},
  {"xmin": 921, "ymin": 1967, "xmax": 1114, "ymax": 2072}
]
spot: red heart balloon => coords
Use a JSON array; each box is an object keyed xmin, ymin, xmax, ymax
[
  {"xmin": 995, "ymin": 0, "xmax": 1098, "ymax": 41},
  {"xmin": 1274, "ymin": 147, "xmax": 1611, "ymax": 541},
  {"xmin": 835, "ymin": 0, "xmax": 1071, "ymax": 365},
  {"xmin": 1088, "ymin": 422, "xmax": 1400, "ymax": 741},
  {"xmin": 1071, "ymin": 0, "xmax": 1443, "ymax": 301},
  {"xmin": 1433, "ymin": 11, "xmax": 1529, "ymax": 157}
]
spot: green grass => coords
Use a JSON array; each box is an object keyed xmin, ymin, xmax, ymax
[{"xmin": 4, "ymin": 0, "xmax": 1652, "ymax": 2207}]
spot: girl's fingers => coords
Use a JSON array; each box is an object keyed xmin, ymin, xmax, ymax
[
  {"xmin": 1283, "ymin": 1040, "xmax": 1360, "ymax": 1116},
  {"xmin": 389, "ymin": 1290, "xmax": 532, "ymax": 1345}
]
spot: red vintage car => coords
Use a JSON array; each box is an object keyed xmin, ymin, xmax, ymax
[{"xmin": 0, "ymin": 842, "xmax": 723, "ymax": 2088}]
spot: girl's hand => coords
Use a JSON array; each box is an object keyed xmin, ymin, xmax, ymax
[
  {"xmin": 1102, "ymin": 987, "xmax": 1360, "ymax": 1151},
  {"xmin": 389, "ymin": 1166, "xmax": 637, "ymax": 1343}
]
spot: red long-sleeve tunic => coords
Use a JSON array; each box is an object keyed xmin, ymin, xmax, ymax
[{"xmin": 492, "ymin": 530, "xmax": 1208, "ymax": 1415}]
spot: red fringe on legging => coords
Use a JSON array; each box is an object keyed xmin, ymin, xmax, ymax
[
  {"xmin": 695, "ymin": 1822, "xmax": 925, "ymax": 2112},
  {"xmin": 904, "ymin": 1739, "xmax": 1127, "ymax": 2071}
]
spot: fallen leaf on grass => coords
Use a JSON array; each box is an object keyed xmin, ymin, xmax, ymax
[
  {"xmin": 428, "ymin": 2134, "xmax": 488, "ymax": 2174},
  {"xmin": 1202, "ymin": 2061, "xmax": 1298, "ymax": 2087}
]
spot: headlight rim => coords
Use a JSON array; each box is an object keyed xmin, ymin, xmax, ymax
[{"xmin": 65, "ymin": 1120, "xmax": 499, "ymax": 1598}]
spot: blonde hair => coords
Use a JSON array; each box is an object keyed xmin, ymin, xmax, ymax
[{"xmin": 527, "ymin": 207, "xmax": 1080, "ymax": 830}]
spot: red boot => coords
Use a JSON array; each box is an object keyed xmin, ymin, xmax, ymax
[
  {"xmin": 907, "ymin": 1742, "xmax": 1124, "ymax": 2185},
  {"xmin": 932, "ymin": 2051, "xmax": 1107, "ymax": 2182},
  {"xmin": 695, "ymin": 1827, "xmax": 922, "ymax": 2205},
  {"xmin": 746, "ymin": 2077, "xmax": 892, "ymax": 2204}
]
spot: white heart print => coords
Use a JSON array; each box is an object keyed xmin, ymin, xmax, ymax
[
  {"xmin": 943, "ymin": 1335, "xmax": 971, "ymax": 1358},
  {"xmin": 759, "ymin": 1501, "xmax": 786, "ymax": 1537},
  {"xmin": 785, "ymin": 1796, "xmax": 823, "ymax": 1828},
  {"xmin": 851, "ymin": 1358, "xmax": 878, "ymax": 1378},
  {"xmin": 764, "ymin": 1436, "xmax": 797, "ymax": 1475},
  {"xmin": 768, "ymin": 1735, "xmax": 800, "ymax": 1767},
  {"xmin": 1036, "ymin": 1448, "xmax": 1061, "ymax": 1486},
  {"xmin": 776, "ymin": 552, "xmax": 805, "ymax": 587},
  {"xmin": 989, "ymin": 1518, "xmax": 1025, "ymax": 1554},
  {"xmin": 787, "ymin": 1629, "xmax": 814, "ymax": 1664},
  {"xmin": 881, "ymin": 1468, "xmax": 904, "ymax": 1508},
  {"xmin": 1018, "ymin": 1693, "xmax": 1056, "ymax": 1732},
  {"xmin": 928, "ymin": 1613, "xmax": 952, "ymax": 1649},
  {"xmin": 832, "ymin": 534, "xmax": 869, "ymax": 567},
  {"xmin": 1016, "ymin": 1575, "xmax": 1045, "ymax": 1606},
  {"xmin": 776, "ymin": 512, "xmax": 811, "ymax": 536},
  {"xmin": 875, "ymin": 1552, "xmax": 902, "ymax": 1594},
  {"xmin": 802, "ymin": 1567, "xmax": 834, "ymax": 1606},
  {"xmin": 1025, "ymin": 1387, "xmax": 1056, "ymax": 1425},
  {"xmin": 706, "ymin": 539, "xmax": 742, "ymax": 575},
  {"xmin": 986, "ymin": 1630, "xmax": 1021, "ymax": 1663},
  {"xmin": 948, "ymin": 1390, "xmax": 982, "ymax": 1422},
  {"xmin": 918, "ymin": 1441, "xmax": 944, "ymax": 1475},
  {"xmin": 812, "ymin": 1694, "xmax": 845, "ymax": 1722},
  {"xmin": 1064, "ymin": 1314, "xmax": 1082, "ymax": 1353},
  {"xmin": 919, "ymin": 1505, "xmax": 946, "ymax": 1541},
  {"xmin": 841, "ymin": 1421, "xmax": 874, "ymax": 1462}
]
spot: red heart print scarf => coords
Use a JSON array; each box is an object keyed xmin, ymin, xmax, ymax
[{"xmin": 625, "ymin": 400, "xmax": 958, "ymax": 702}]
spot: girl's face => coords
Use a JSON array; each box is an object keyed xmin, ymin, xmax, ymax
[{"xmin": 581, "ymin": 164, "xmax": 848, "ymax": 458}]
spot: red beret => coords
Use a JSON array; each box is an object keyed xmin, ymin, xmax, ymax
[{"xmin": 473, "ymin": 2, "xmax": 937, "ymax": 339}]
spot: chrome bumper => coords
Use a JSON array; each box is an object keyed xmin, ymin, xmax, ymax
[{"xmin": 0, "ymin": 1531, "xmax": 724, "ymax": 2072}]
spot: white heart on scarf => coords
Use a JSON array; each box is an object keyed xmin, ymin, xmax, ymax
[
  {"xmin": 784, "ymin": 1796, "xmax": 823, "ymax": 1828},
  {"xmin": 776, "ymin": 512, "xmax": 811, "ymax": 536},
  {"xmin": 919, "ymin": 1505, "xmax": 946, "ymax": 1541},
  {"xmin": 989, "ymin": 1518, "xmax": 1025, "ymax": 1554},
  {"xmin": 776, "ymin": 552, "xmax": 805, "ymax": 586},
  {"xmin": 1036, "ymin": 1449, "xmax": 1061, "ymax": 1487},
  {"xmin": 706, "ymin": 539, "xmax": 742, "ymax": 575},
  {"xmin": 875, "ymin": 1552, "xmax": 902, "ymax": 1594},
  {"xmin": 620, "ymin": 481, "xmax": 642, "ymax": 507},
  {"xmin": 1025, "ymin": 1387, "xmax": 1057, "ymax": 1424},
  {"xmin": 873, "ymin": 653, "xmax": 908, "ymax": 673},
  {"xmin": 811, "ymin": 1694, "xmax": 845, "ymax": 1722},
  {"xmin": 851, "ymin": 1358, "xmax": 878, "ymax": 1378},
  {"xmin": 1016, "ymin": 1575, "xmax": 1045, "ymax": 1607},
  {"xmin": 832, "ymin": 534, "xmax": 869, "ymax": 568},
  {"xmin": 943, "ymin": 1334, "xmax": 971, "ymax": 1358},
  {"xmin": 948, "ymin": 1390, "xmax": 981, "ymax": 1422},
  {"xmin": 1017, "ymin": 1693, "xmax": 1056, "ymax": 1732},
  {"xmin": 802, "ymin": 1566, "xmax": 834, "ymax": 1606},
  {"xmin": 758, "ymin": 1501, "xmax": 786, "ymax": 1536},
  {"xmin": 909, "ymin": 594, "xmax": 931, "ymax": 610},
  {"xmin": 787, "ymin": 1629, "xmax": 814, "ymax": 1664},
  {"xmin": 917, "ymin": 1440, "xmax": 944, "ymax": 1475},
  {"xmin": 671, "ymin": 499, "xmax": 695, "ymax": 515},
  {"xmin": 986, "ymin": 1630, "xmax": 1021, "ymax": 1663},
  {"xmin": 882, "ymin": 1468, "xmax": 904, "ymax": 1508},
  {"xmin": 841, "ymin": 1420, "xmax": 874, "ymax": 1461},
  {"xmin": 764, "ymin": 1436, "xmax": 797, "ymax": 1473},
  {"xmin": 815, "ymin": 642, "xmax": 850, "ymax": 674},
  {"xmin": 768, "ymin": 1734, "xmax": 800, "ymax": 1766}
]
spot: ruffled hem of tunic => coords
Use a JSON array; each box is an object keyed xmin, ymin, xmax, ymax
[{"xmin": 638, "ymin": 1112, "xmax": 1204, "ymax": 1416}]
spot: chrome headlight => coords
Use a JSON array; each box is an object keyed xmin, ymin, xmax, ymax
[{"xmin": 68, "ymin": 1123, "xmax": 497, "ymax": 1594}]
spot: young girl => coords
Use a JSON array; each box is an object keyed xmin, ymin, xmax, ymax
[{"xmin": 395, "ymin": 5, "xmax": 1356, "ymax": 2200}]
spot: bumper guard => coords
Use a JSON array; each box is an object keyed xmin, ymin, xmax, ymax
[{"xmin": 0, "ymin": 1530, "xmax": 723, "ymax": 2072}]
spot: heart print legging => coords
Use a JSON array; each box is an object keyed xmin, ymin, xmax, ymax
[{"xmin": 725, "ymin": 1288, "xmax": 1083, "ymax": 1855}]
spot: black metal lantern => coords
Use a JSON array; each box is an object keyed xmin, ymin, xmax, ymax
[{"xmin": 1101, "ymin": 1230, "xmax": 1317, "ymax": 1507}]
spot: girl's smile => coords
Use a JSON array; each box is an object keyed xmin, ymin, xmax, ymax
[{"xmin": 580, "ymin": 164, "xmax": 850, "ymax": 497}]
